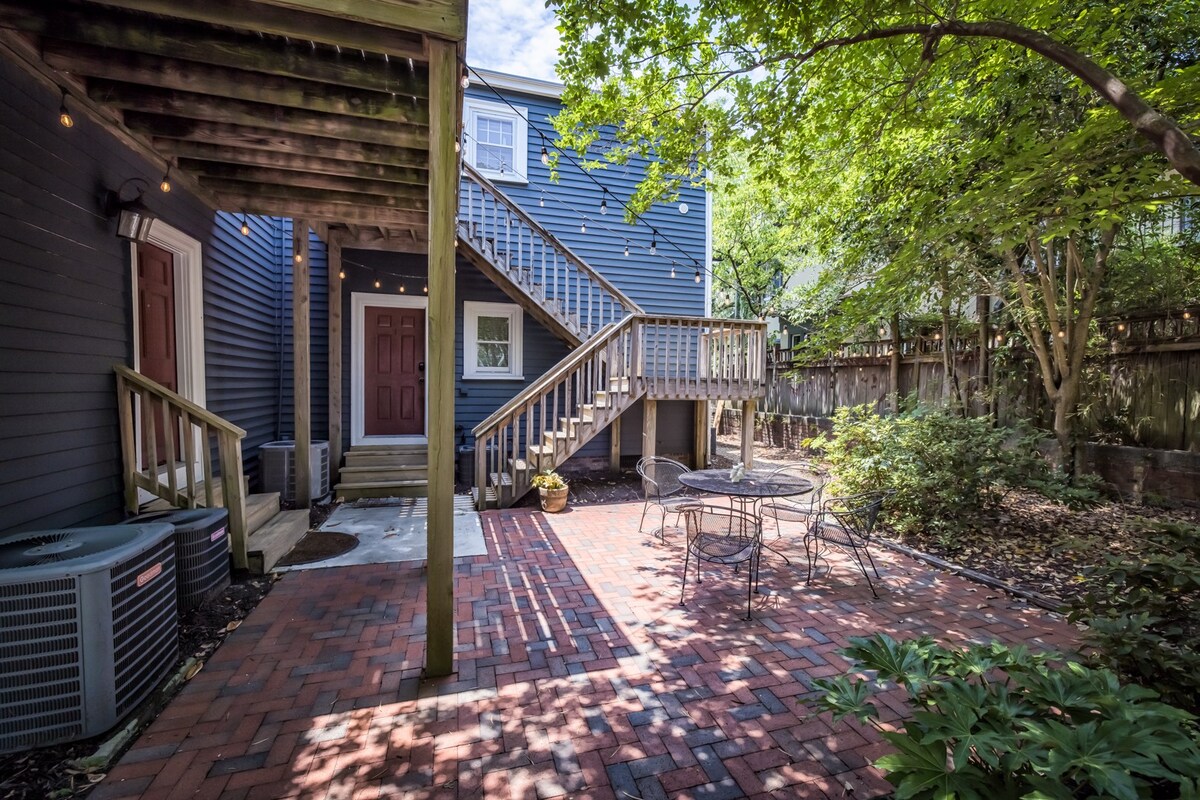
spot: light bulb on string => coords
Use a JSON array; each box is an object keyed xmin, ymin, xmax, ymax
[
  {"xmin": 670, "ymin": 265, "xmax": 676, "ymax": 279},
  {"xmin": 399, "ymin": 283, "xmax": 406, "ymax": 293},
  {"xmin": 454, "ymin": 140, "xmax": 461, "ymax": 153},
  {"xmin": 538, "ymin": 195, "xmax": 544, "ymax": 207},
  {"xmin": 374, "ymin": 278, "xmax": 381, "ymax": 289},
  {"xmin": 600, "ymin": 193, "xmax": 608, "ymax": 215},
  {"xmin": 423, "ymin": 284, "xmax": 428, "ymax": 294},
  {"xmin": 580, "ymin": 222, "xmax": 587, "ymax": 234},
  {"xmin": 293, "ymin": 253, "xmax": 303, "ymax": 264},
  {"xmin": 460, "ymin": 72, "xmax": 470, "ymax": 89},
  {"xmin": 694, "ymin": 270, "xmax": 702, "ymax": 284},
  {"xmin": 679, "ymin": 203, "xmax": 689, "ymax": 214},
  {"xmin": 649, "ymin": 237, "xmax": 657, "ymax": 255},
  {"xmin": 623, "ymin": 243, "xmax": 629, "ymax": 257},
  {"xmin": 159, "ymin": 164, "xmax": 172, "ymax": 193},
  {"xmin": 58, "ymin": 88, "xmax": 73, "ymax": 128},
  {"xmin": 338, "ymin": 270, "xmax": 346, "ymax": 280},
  {"xmin": 540, "ymin": 145, "xmax": 549, "ymax": 166},
  {"xmin": 240, "ymin": 213, "xmax": 250, "ymax": 236}
]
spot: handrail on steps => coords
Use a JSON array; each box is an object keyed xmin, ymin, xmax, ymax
[
  {"xmin": 460, "ymin": 163, "xmax": 644, "ymax": 317},
  {"xmin": 114, "ymin": 365, "xmax": 250, "ymax": 570}
]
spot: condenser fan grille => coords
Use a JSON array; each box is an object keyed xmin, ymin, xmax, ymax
[{"xmin": 0, "ymin": 528, "xmax": 141, "ymax": 570}]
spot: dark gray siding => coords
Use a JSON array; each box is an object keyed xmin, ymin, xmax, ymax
[
  {"xmin": 464, "ymin": 85, "xmax": 708, "ymax": 317},
  {"xmin": 0, "ymin": 58, "xmax": 204, "ymax": 532},
  {"xmin": 203, "ymin": 212, "xmax": 287, "ymax": 487}
]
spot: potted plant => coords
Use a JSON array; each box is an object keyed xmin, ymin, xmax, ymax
[{"xmin": 531, "ymin": 470, "xmax": 569, "ymax": 513}]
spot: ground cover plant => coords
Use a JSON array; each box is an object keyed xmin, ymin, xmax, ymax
[{"xmin": 812, "ymin": 634, "xmax": 1200, "ymax": 799}]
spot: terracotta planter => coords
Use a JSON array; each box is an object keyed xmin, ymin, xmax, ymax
[{"xmin": 538, "ymin": 485, "xmax": 568, "ymax": 513}]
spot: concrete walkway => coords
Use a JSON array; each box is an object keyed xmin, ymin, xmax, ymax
[{"xmin": 94, "ymin": 501, "xmax": 1080, "ymax": 800}]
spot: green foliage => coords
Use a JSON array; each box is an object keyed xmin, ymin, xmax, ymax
[
  {"xmin": 1068, "ymin": 519, "xmax": 1200, "ymax": 714},
  {"xmin": 530, "ymin": 470, "xmax": 567, "ymax": 491},
  {"xmin": 812, "ymin": 634, "xmax": 1200, "ymax": 799},
  {"xmin": 811, "ymin": 405, "xmax": 1076, "ymax": 538}
]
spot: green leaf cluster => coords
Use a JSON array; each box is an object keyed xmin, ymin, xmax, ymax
[
  {"xmin": 812, "ymin": 634, "xmax": 1200, "ymax": 799},
  {"xmin": 810, "ymin": 404, "xmax": 1087, "ymax": 539},
  {"xmin": 1069, "ymin": 519, "xmax": 1200, "ymax": 713}
]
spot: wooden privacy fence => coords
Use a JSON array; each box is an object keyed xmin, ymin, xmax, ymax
[{"xmin": 762, "ymin": 308, "xmax": 1200, "ymax": 452}]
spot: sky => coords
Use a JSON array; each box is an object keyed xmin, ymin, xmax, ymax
[{"xmin": 466, "ymin": 0, "xmax": 561, "ymax": 82}]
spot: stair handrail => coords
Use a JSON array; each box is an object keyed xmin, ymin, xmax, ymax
[
  {"xmin": 473, "ymin": 319, "xmax": 626, "ymax": 437},
  {"xmin": 461, "ymin": 163, "xmax": 644, "ymax": 316},
  {"xmin": 114, "ymin": 364, "xmax": 249, "ymax": 570}
]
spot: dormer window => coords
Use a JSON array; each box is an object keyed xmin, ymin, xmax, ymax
[{"xmin": 464, "ymin": 97, "xmax": 528, "ymax": 184}]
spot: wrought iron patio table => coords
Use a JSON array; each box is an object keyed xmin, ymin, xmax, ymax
[{"xmin": 678, "ymin": 469, "xmax": 815, "ymax": 563}]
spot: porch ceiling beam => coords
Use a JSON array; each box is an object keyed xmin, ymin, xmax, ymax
[
  {"xmin": 83, "ymin": 0, "xmax": 428, "ymax": 60},
  {"xmin": 212, "ymin": 193, "xmax": 429, "ymax": 228},
  {"xmin": 42, "ymin": 42, "xmax": 427, "ymax": 124},
  {"xmin": 334, "ymin": 226, "xmax": 428, "ymax": 253},
  {"xmin": 88, "ymin": 82, "xmax": 428, "ymax": 148},
  {"xmin": 0, "ymin": 1, "xmax": 427, "ymax": 94},
  {"xmin": 158, "ymin": 141, "xmax": 427, "ymax": 184},
  {"xmin": 201, "ymin": 178, "xmax": 428, "ymax": 213},
  {"xmin": 248, "ymin": 0, "xmax": 467, "ymax": 42},
  {"xmin": 180, "ymin": 160, "xmax": 429, "ymax": 197},
  {"xmin": 133, "ymin": 118, "xmax": 427, "ymax": 168}
]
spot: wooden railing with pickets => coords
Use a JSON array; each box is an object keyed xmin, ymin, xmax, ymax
[
  {"xmin": 472, "ymin": 315, "xmax": 767, "ymax": 509},
  {"xmin": 459, "ymin": 163, "xmax": 641, "ymax": 341},
  {"xmin": 114, "ymin": 365, "xmax": 249, "ymax": 569}
]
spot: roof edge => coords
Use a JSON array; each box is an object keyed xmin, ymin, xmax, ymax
[{"xmin": 468, "ymin": 67, "xmax": 564, "ymax": 99}]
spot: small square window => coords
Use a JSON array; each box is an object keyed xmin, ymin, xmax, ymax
[
  {"xmin": 464, "ymin": 301, "xmax": 523, "ymax": 379},
  {"xmin": 464, "ymin": 98, "xmax": 528, "ymax": 184}
]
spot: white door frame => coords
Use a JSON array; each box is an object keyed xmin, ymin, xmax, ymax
[
  {"xmin": 130, "ymin": 220, "xmax": 206, "ymax": 494},
  {"xmin": 350, "ymin": 292, "xmax": 429, "ymax": 446}
]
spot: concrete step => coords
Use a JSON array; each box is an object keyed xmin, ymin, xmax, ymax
[
  {"xmin": 338, "ymin": 464, "xmax": 428, "ymax": 482},
  {"xmin": 335, "ymin": 479, "xmax": 428, "ymax": 500},
  {"xmin": 246, "ymin": 509, "xmax": 310, "ymax": 574},
  {"xmin": 245, "ymin": 492, "xmax": 281, "ymax": 535}
]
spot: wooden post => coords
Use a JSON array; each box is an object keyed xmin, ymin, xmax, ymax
[
  {"xmin": 740, "ymin": 399, "xmax": 755, "ymax": 468},
  {"xmin": 220, "ymin": 435, "xmax": 249, "ymax": 570},
  {"xmin": 890, "ymin": 312, "xmax": 901, "ymax": 415},
  {"xmin": 609, "ymin": 416, "xmax": 621, "ymax": 474},
  {"xmin": 641, "ymin": 399, "xmax": 657, "ymax": 492},
  {"xmin": 327, "ymin": 237, "xmax": 343, "ymax": 487},
  {"xmin": 292, "ymin": 219, "xmax": 311, "ymax": 509},
  {"xmin": 693, "ymin": 400, "xmax": 709, "ymax": 469},
  {"xmin": 425, "ymin": 37, "xmax": 458, "ymax": 678}
]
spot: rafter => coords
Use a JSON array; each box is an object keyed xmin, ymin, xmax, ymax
[
  {"xmin": 160, "ymin": 142, "xmax": 427, "ymax": 184},
  {"xmin": 183, "ymin": 161, "xmax": 428, "ymax": 200},
  {"xmin": 202, "ymin": 179, "xmax": 429, "ymax": 213},
  {"xmin": 214, "ymin": 194, "xmax": 429, "ymax": 227}
]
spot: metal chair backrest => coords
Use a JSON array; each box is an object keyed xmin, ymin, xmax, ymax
[
  {"xmin": 819, "ymin": 491, "xmax": 888, "ymax": 541},
  {"xmin": 768, "ymin": 461, "xmax": 829, "ymax": 509},
  {"xmin": 636, "ymin": 456, "xmax": 690, "ymax": 500},
  {"xmin": 685, "ymin": 506, "xmax": 761, "ymax": 548}
]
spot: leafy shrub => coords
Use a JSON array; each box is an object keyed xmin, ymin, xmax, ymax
[
  {"xmin": 812, "ymin": 634, "xmax": 1200, "ymax": 799},
  {"xmin": 810, "ymin": 405, "xmax": 1076, "ymax": 537},
  {"xmin": 1069, "ymin": 519, "xmax": 1200, "ymax": 714},
  {"xmin": 530, "ymin": 470, "xmax": 567, "ymax": 490}
]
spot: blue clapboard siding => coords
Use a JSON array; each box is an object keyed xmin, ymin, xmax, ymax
[
  {"xmin": 464, "ymin": 83, "xmax": 707, "ymax": 317},
  {"xmin": 278, "ymin": 221, "xmax": 329, "ymax": 447},
  {"xmin": 0, "ymin": 59, "xmax": 255, "ymax": 531},
  {"xmin": 203, "ymin": 211, "xmax": 289, "ymax": 487}
]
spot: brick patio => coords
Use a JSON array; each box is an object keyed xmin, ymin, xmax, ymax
[{"xmin": 94, "ymin": 501, "xmax": 1080, "ymax": 800}]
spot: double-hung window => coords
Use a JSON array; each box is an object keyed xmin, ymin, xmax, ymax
[
  {"xmin": 464, "ymin": 97, "xmax": 528, "ymax": 183},
  {"xmin": 463, "ymin": 301, "xmax": 523, "ymax": 380}
]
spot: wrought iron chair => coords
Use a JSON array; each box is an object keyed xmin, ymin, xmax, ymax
[
  {"xmin": 759, "ymin": 461, "xmax": 829, "ymax": 565},
  {"xmin": 803, "ymin": 491, "xmax": 889, "ymax": 597},
  {"xmin": 680, "ymin": 506, "xmax": 763, "ymax": 619},
  {"xmin": 635, "ymin": 456, "xmax": 704, "ymax": 540}
]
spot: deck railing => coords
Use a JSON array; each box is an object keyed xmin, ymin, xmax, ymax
[
  {"xmin": 114, "ymin": 365, "xmax": 249, "ymax": 569},
  {"xmin": 459, "ymin": 163, "xmax": 641, "ymax": 338},
  {"xmin": 472, "ymin": 315, "xmax": 767, "ymax": 508}
]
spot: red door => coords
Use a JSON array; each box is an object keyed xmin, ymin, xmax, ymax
[
  {"xmin": 137, "ymin": 242, "xmax": 178, "ymax": 466},
  {"xmin": 364, "ymin": 306, "xmax": 425, "ymax": 436}
]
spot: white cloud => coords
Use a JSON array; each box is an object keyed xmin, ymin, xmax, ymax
[{"xmin": 466, "ymin": 0, "xmax": 561, "ymax": 82}]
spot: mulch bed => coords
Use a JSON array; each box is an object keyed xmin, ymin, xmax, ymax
[{"xmin": 274, "ymin": 531, "xmax": 358, "ymax": 567}]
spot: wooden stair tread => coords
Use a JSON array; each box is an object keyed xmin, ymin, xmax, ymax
[
  {"xmin": 247, "ymin": 509, "xmax": 310, "ymax": 574},
  {"xmin": 245, "ymin": 492, "xmax": 281, "ymax": 535}
]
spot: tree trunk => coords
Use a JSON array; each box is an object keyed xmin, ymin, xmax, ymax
[
  {"xmin": 976, "ymin": 294, "xmax": 991, "ymax": 418},
  {"xmin": 889, "ymin": 312, "xmax": 901, "ymax": 415},
  {"xmin": 1052, "ymin": 375, "xmax": 1082, "ymax": 478}
]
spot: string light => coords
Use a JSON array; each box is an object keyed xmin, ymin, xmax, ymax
[
  {"xmin": 679, "ymin": 203, "xmax": 689, "ymax": 214},
  {"xmin": 293, "ymin": 253, "xmax": 303, "ymax": 264},
  {"xmin": 538, "ymin": 195, "xmax": 544, "ymax": 207},
  {"xmin": 600, "ymin": 192, "xmax": 608, "ymax": 215},
  {"xmin": 694, "ymin": 270, "xmax": 702, "ymax": 284},
  {"xmin": 159, "ymin": 164, "xmax": 172, "ymax": 193},
  {"xmin": 1116, "ymin": 322, "xmax": 1127, "ymax": 332},
  {"xmin": 460, "ymin": 72, "xmax": 470, "ymax": 89},
  {"xmin": 670, "ymin": 265, "xmax": 676, "ymax": 279},
  {"xmin": 454, "ymin": 140, "xmax": 461, "ymax": 153},
  {"xmin": 1056, "ymin": 330, "xmax": 1066, "ymax": 338},
  {"xmin": 623, "ymin": 243, "xmax": 629, "ymax": 257},
  {"xmin": 649, "ymin": 237, "xmax": 657, "ymax": 255},
  {"xmin": 338, "ymin": 269, "xmax": 346, "ymax": 279},
  {"xmin": 240, "ymin": 213, "xmax": 250, "ymax": 236},
  {"xmin": 399, "ymin": 283, "xmax": 406, "ymax": 293},
  {"xmin": 540, "ymin": 145, "xmax": 549, "ymax": 166},
  {"xmin": 374, "ymin": 278, "xmax": 381, "ymax": 289},
  {"xmin": 1184, "ymin": 311, "xmax": 1193, "ymax": 320},
  {"xmin": 58, "ymin": 88, "xmax": 73, "ymax": 128},
  {"xmin": 423, "ymin": 284, "xmax": 428, "ymax": 293},
  {"xmin": 580, "ymin": 222, "xmax": 587, "ymax": 234}
]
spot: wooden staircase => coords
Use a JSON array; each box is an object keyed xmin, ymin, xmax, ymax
[
  {"xmin": 334, "ymin": 443, "xmax": 428, "ymax": 500},
  {"xmin": 457, "ymin": 162, "xmax": 640, "ymax": 346}
]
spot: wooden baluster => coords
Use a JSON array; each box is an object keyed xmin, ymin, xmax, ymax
[
  {"xmin": 116, "ymin": 379, "xmax": 138, "ymax": 512},
  {"xmin": 181, "ymin": 409, "xmax": 196, "ymax": 507},
  {"xmin": 144, "ymin": 393, "xmax": 159, "ymax": 486},
  {"xmin": 162, "ymin": 400, "xmax": 178, "ymax": 498},
  {"xmin": 200, "ymin": 420, "xmax": 215, "ymax": 507},
  {"xmin": 475, "ymin": 434, "xmax": 487, "ymax": 509}
]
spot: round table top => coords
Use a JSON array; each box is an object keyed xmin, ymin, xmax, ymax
[{"xmin": 679, "ymin": 469, "xmax": 814, "ymax": 498}]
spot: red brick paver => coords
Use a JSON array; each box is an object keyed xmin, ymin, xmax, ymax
[{"xmin": 96, "ymin": 502, "xmax": 1080, "ymax": 799}]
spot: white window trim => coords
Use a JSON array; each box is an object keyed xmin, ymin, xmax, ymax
[
  {"xmin": 351, "ymin": 292, "xmax": 429, "ymax": 446},
  {"xmin": 463, "ymin": 301, "xmax": 523, "ymax": 380},
  {"xmin": 464, "ymin": 97, "xmax": 528, "ymax": 184}
]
